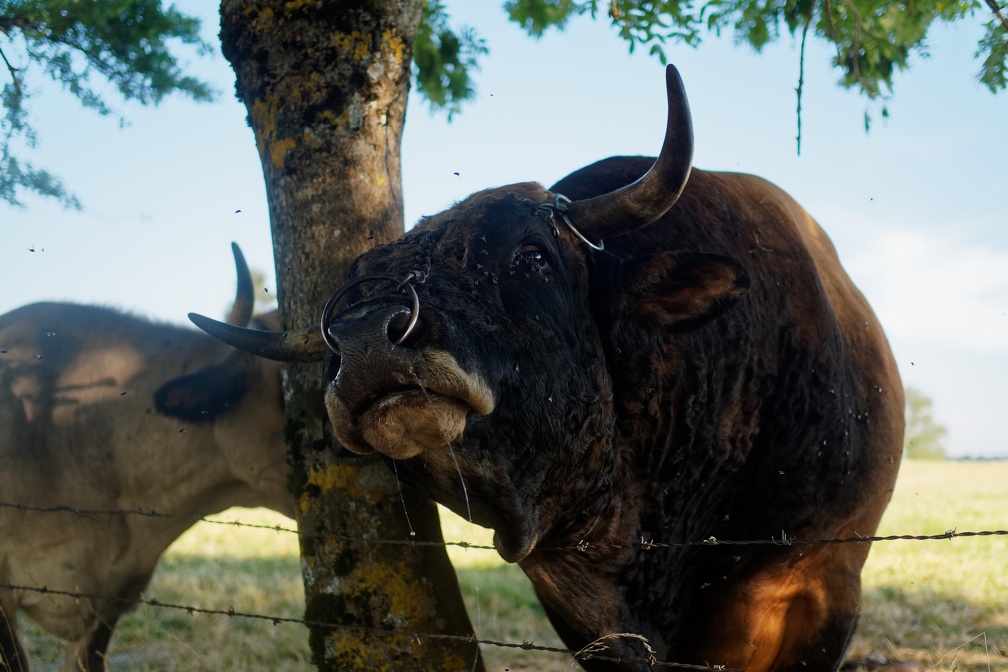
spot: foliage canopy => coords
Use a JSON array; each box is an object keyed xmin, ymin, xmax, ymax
[
  {"xmin": 416, "ymin": 1, "xmax": 1006, "ymax": 149},
  {"xmin": 0, "ymin": 0, "xmax": 213, "ymax": 208},
  {"xmin": 502, "ymin": 1, "xmax": 1008, "ymax": 99},
  {"xmin": 2, "ymin": 0, "xmax": 1006, "ymax": 205}
]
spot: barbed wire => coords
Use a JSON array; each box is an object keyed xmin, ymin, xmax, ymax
[
  {"xmin": 0, "ymin": 581, "xmax": 741, "ymax": 671},
  {"xmin": 3, "ymin": 500, "xmax": 1006, "ymax": 670},
  {"xmin": 2, "ymin": 500, "xmax": 1006, "ymax": 552}
]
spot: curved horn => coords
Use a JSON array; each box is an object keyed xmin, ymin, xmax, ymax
[
  {"xmin": 564, "ymin": 64, "xmax": 694, "ymax": 240},
  {"xmin": 189, "ymin": 312, "xmax": 325, "ymax": 363},
  {"xmin": 225, "ymin": 242, "xmax": 255, "ymax": 327}
]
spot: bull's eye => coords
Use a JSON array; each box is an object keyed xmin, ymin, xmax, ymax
[{"xmin": 515, "ymin": 243, "xmax": 549, "ymax": 272}]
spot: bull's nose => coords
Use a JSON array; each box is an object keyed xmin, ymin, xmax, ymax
[
  {"xmin": 322, "ymin": 304, "xmax": 429, "ymax": 425},
  {"xmin": 320, "ymin": 272, "xmax": 424, "ymax": 356},
  {"xmin": 323, "ymin": 302, "xmax": 428, "ymax": 413},
  {"xmin": 325, "ymin": 303, "xmax": 421, "ymax": 352}
]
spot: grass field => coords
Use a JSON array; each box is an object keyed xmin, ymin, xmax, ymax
[{"xmin": 17, "ymin": 460, "xmax": 1008, "ymax": 671}]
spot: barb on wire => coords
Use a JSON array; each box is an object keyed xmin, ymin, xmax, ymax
[{"xmin": 0, "ymin": 581, "xmax": 741, "ymax": 671}]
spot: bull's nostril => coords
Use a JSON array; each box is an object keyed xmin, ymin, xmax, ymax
[{"xmin": 387, "ymin": 309, "xmax": 422, "ymax": 347}]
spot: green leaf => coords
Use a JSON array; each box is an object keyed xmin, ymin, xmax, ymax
[
  {"xmin": 414, "ymin": 0, "xmax": 489, "ymax": 119},
  {"xmin": 977, "ymin": 16, "xmax": 1008, "ymax": 92},
  {"xmin": 504, "ymin": 0, "xmax": 588, "ymax": 38}
]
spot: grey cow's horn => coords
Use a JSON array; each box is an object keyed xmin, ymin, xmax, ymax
[
  {"xmin": 189, "ymin": 313, "xmax": 326, "ymax": 363},
  {"xmin": 564, "ymin": 64, "xmax": 694, "ymax": 239},
  {"xmin": 224, "ymin": 242, "xmax": 255, "ymax": 328}
]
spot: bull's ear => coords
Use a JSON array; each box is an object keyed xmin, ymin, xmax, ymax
[{"xmin": 619, "ymin": 252, "xmax": 749, "ymax": 332}]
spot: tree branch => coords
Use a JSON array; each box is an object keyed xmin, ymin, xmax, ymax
[
  {"xmin": 796, "ymin": 13, "xmax": 812, "ymax": 156},
  {"xmin": 983, "ymin": 0, "xmax": 1008, "ymax": 32},
  {"xmin": 0, "ymin": 43, "xmax": 21, "ymax": 96}
]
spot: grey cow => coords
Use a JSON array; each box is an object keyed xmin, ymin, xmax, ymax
[{"xmin": 0, "ymin": 245, "xmax": 290, "ymax": 671}]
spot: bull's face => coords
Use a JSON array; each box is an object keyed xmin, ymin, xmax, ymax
[
  {"xmin": 322, "ymin": 184, "xmax": 618, "ymax": 561},
  {"xmin": 188, "ymin": 65, "xmax": 750, "ymax": 562}
]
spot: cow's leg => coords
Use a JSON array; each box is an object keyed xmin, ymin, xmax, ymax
[
  {"xmin": 0, "ymin": 598, "xmax": 29, "ymax": 672},
  {"xmin": 67, "ymin": 614, "xmax": 118, "ymax": 672},
  {"xmin": 68, "ymin": 571, "xmax": 150, "ymax": 672}
]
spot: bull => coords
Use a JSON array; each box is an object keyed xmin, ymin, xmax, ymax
[
  {"xmin": 0, "ymin": 245, "xmax": 290, "ymax": 672},
  {"xmin": 192, "ymin": 67, "xmax": 904, "ymax": 671}
]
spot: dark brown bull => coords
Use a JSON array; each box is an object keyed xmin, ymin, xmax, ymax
[
  {"xmin": 193, "ymin": 67, "xmax": 903, "ymax": 671},
  {"xmin": 0, "ymin": 245, "xmax": 290, "ymax": 672}
]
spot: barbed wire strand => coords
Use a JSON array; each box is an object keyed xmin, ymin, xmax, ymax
[
  {"xmin": 1, "ymin": 500, "xmax": 1005, "ymax": 551},
  {"xmin": 0, "ymin": 582, "xmax": 741, "ymax": 671},
  {"xmin": 3, "ymin": 501, "xmax": 1006, "ymax": 669}
]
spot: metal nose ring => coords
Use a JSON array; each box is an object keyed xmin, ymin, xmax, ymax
[{"xmin": 319, "ymin": 273, "xmax": 422, "ymax": 354}]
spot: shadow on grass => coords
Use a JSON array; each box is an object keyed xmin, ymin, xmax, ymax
[
  {"xmin": 20, "ymin": 554, "xmax": 1004, "ymax": 672},
  {"xmin": 851, "ymin": 585, "xmax": 1007, "ymax": 671},
  {"xmin": 20, "ymin": 553, "xmax": 310, "ymax": 672},
  {"xmin": 462, "ymin": 567, "xmax": 1008, "ymax": 672}
]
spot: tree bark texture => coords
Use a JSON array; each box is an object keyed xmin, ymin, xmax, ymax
[{"xmin": 219, "ymin": 2, "xmax": 483, "ymax": 670}]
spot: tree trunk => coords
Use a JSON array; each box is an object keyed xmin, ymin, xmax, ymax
[{"xmin": 218, "ymin": 2, "xmax": 484, "ymax": 670}]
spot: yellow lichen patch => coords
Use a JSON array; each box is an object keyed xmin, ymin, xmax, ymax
[
  {"xmin": 382, "ymin": 29, "xmax": 406, "ymax": 66},
  {"xmin": 270, "ymin": 137, "xmax": 297, "ymax": 169},
  {"xmin": 326, "ymin": 630, "xmax": 397, "ymax": 671},
  {"xmin": 250, "ymin": 98, "xmax": 276, "ymax": 163},
  {"xmin": 333, "ymin": 31, "xmax": 373, "ymax": 62},
  {"xmin": 349, "ymin": 559, "xmax": 437, "ymax": 626},
  {"xmin": 299, "ymin": 464, "xmax": 379, "ymax": 511},
  {"xmin": 302, "ymin": 127, "xmax": 323, "ymax": 148},
  {"xmin": 283, "ymin": 0, "xmax": 317, "ymax": 13},
  {"xmin": 439, "ymin": 648, "xmax": 470, "ymax": 672},
  {"xmin": 375, "ymin": 172, "xmax": 386, "ymax": 187},
  {"xmin": 317, "ymin": 109, "xmax": 348, "ymax": 127},
  {"xmin": 250, "ymin": 97, "xmax": 299, "ymax": 169},
  {"xmin": 248, "ymin": 5, "xmax": 274, "ymax": 31}
]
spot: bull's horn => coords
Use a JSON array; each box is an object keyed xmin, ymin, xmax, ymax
[
  {"xmin": 225, "ymin": 242, "xmax": 255, "ymax": 327},
  {"xmin": 564, "ymin": 64, "xmax": 694, "ymax": 240},
  {"xmin": 189, "ymin": 313, "xmax": 325, "ymax": 363}
]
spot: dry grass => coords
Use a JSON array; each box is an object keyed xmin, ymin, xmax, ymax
[
  {"xmin": 18, "ymin": 509, "xmax": 312, "ymax": 671},
  {"xmin": 15, "ymin": 460, "xmax": 1008, "ymax": 670},
  {"xmin": 847, "ymin": 460, "xmax": 1008, "ymax": 671}
]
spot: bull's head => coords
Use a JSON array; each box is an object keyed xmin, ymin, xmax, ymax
[{"xmin": 190, "ymin": 66, "xmax": 749, "ymax": 562}]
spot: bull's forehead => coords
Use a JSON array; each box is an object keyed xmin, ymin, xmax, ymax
[
  {"xmin": 356, "ymin": 182, "xmax": 558, "ymax": 275},
  {"xmin": 421, "ymin": 182, "xmax": 553, "ymax": 237}
]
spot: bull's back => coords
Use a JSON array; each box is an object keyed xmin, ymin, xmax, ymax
[
  {"xmin": 553, "ymin": 157, "xmax": 903, "ymax": 514},
  {"xmin": 686, "ymin": 170, "xmax": 904, "ymax": 509}
]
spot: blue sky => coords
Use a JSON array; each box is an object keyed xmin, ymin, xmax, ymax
[{"xmin": 2, "ymin": 3, "xmax": 1006, "ymax": 457}]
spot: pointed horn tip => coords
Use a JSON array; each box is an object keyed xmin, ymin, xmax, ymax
[
  {"xmin": 230, "ymin": 242, "xmax": 250, "ymax": 276},
  {"xmin": 189, "ymin": 312, "xmax": 326, "ymax": 363},
  {"xmin": 188, "ymin": 311, "xmax": 244, "ymax": 343},
  {"xmin": 189, "ymin": 312, "xmax": 219, "ymax": 333},
  {"xmin": 664, "ymin": 63, "xmax": 684, "ymax": 93},
  {"xmin": 562, "ymin": 64, "xmax": 693, "ymax": 240}
]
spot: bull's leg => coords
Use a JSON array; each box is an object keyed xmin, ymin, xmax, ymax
[
  {"xmin": 689, "ymin": 541, "xmax": 870, "ymax": 672},
  {"xmin": 0, "ymin": 600, "xmax": 29, "ymax": 672}
]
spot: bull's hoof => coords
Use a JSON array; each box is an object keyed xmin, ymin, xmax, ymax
[{"xmin": 840, "ymin": 651, "xmax": 924, "ymax": 671}]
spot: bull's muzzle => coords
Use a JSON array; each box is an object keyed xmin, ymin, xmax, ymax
[{"xmin": 319, "ymin": 273, "xmax": 494, "ymax": 460}]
